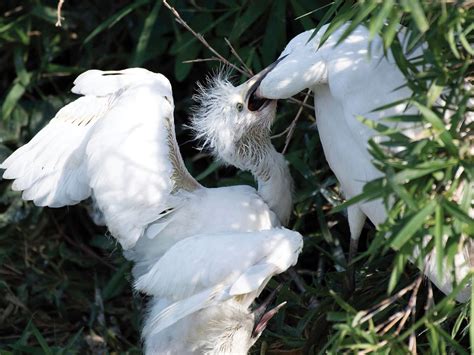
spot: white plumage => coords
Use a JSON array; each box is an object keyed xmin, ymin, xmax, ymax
[
  {"xmin": 257, "ymin": 24, "xmax": 471, "ymax": 302},
  {"xmin": 1, "ymin": 67, "xmax": 303, "ymax": 353}
]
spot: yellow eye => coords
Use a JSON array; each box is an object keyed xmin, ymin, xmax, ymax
[{"xmin": 236, "ymin": 103, "xmax": 244, "ymax": 112}]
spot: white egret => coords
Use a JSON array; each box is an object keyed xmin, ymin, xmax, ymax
[
  {"xmin": 1, "ymin": 68, "xmax": 303, "ymax": 353},
  {"xmin": 255, "ymin": 24, "xmax": 471, "ymax": 301}
]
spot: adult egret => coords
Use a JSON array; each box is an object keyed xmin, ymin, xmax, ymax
[
  {"xmin": 254, "ymin": 24, "xmax": 471, "ymax": 302},
  {"xmin": 1, "ymin": 68, "xmax": 303, "ymax": 352}
]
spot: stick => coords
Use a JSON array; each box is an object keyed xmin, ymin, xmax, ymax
[
  {"xmin": 224, "ymin": 37, "xmax": 253, "ymax": 75},
  {"xmin": 282, "ymin": 89, "xmax": 312, "ymax": 154},
  {"xmin": 55, "ymin": 0, "xmax": 64, "ymax": 27},
  {"xmin": 162, "ymin": 1, "xmax": 314, "ymax": 113},
  {"xmin": 162, "ymin": 0, "xmax": 246, "ymax": 76}
]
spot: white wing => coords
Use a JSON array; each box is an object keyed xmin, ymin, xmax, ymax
[
  {"xmin": 1, "ymin": 68, "xmax": 200, "ymax": 249},
  {"xmin": 1, "ymin": 95, "xmax": 108, "ymax": 207},
  {"xmin": 137, "ymin": 228, "xmax": 303, "ymax": 334}
]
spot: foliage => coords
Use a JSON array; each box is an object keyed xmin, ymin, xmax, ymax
[{"xmin": 0, "ymin": 0, "xmax": 472, "ymax": 354}]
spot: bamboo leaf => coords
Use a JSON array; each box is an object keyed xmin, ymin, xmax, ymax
[
  {"xmin": 369, "ymin": 0, "xmax": 394, "ymax": 40},
  {"xmin": 131, "ymin": 1, "xmax": 161, "ymax": 66},
  {"xmin": 30, "ymin": 322, "xmax": 53, "ymax": 355},
  {"xmin": 413, "ymin": 102, "xmax": 458, "ymax": 154},
  {"xmin": 442, "ymin": 198, "xmax": 474, "ymax": 225},
  {"xmin": 84, "ymin": 0, "xmax": 149, "ymax": 44},
  {"xmin": 388, "ymin": 252, "xmax": 408, "ymax": 293},
  {"xmin": 389, "ymin": 200, "xmax": 436, "ymax": 250},
  {"xmin": 400, "ymin": 0, "xmax": 429, "ymax": 33},
  {"xmin": 434, "ymin": 204, "xmax": 444, "ymax": 279}
]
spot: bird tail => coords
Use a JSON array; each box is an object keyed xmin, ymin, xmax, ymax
[{"xmin": 143, "ymin": 286, "xmax": 226, "ymax": 337}]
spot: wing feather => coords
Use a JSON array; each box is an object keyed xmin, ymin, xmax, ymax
[
  {"xmin": 135, "ymin": 228, "xmax": 303, "ymax": 333},
  {"xmin": 2, "ymin": 68, "xmax": 200, "ymax": 249},
  {"xmin": 135, "ymin": 229, "xmax": 302, "ymax": 299},
  {"xmin": 1, "ymin": 96, "xmax": 110, "ymax": 207}
]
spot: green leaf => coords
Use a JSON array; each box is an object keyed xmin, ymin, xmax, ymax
[
  {"xmin": 84, "ymin": 0, "xmax": 149, "ymax": 44},
  {"xmin": 400, "ymin": 0, "xmax": 429, "ymax": 33},
  {"xmin": 446, "ymin": 29, "xmax": 461, "ymax": 59},
  {"xmin": 330, "ymin": 180, "xmax": 384, "ymax": 214},
  {"xmin": 174, "ymin": 41, "xmax": 200, "ymax": 81},
  {"xmin": 426, "ymin": 81, "xmax": 444, "ymax": 107},
  {"xmin": 382, "ymin": 8, "xmax": 403, "ymax": 49},
  {"xmin": 2, "ymin": 79, "xmax": 29, "ymax": 121},
  {"xmin": 387, "ymin": 169, "xmax": 417, "ymax": 210},
  {"xmin": 434, "ymin": 204, "xmax": 444, "ymax": 279},
  {"xmin": 195, "ymin": 161, "xmax": 220, "ymax": 181},
  {"xmin": 320, "ymin": 4, "xmax": 358, "ymax": 47},
  {"xmin": 388, "ymin": 252, "xmax": 408, "ymax": 293},
  {"xmin": 471, "ymin": 274, "xmax": 474, "ymax": 351},
  {"xmin": 413, "ymin": 102, "xmax": 458, "ymax": 155},
  {"xmin": 229, "ymin": 1, "xmax": 269, "ymax": 42},
  {"xmin": 389, "ymin": 200, "xmax": 436, "ymax": 250},
  {"xmin": 442, "ymin": 198, "xmax": 474, "ymax": 225},
  {"xmin": 131, "ymin": 1, "xmax": 161, "ymax": 66},
  {"xmin": 30, "ymin": 322, "xmax": 53, "ymax": 355},
  {"xmin": 459, "ymin": 32, "xmax": 474, "ymax": 55},
  {"xmin": 102, "ymin": 262, "xmax": 130, "ymax": 301},
  {"xmin": 336, "ymin": 0, "xmax": 378, "ymax": 46},
  {"xmin": 308, "ymin": 0, "xmax": 344, "ymax": 43},
  {"xmin": 368, "ymin": 0, "xmax": 394, "ymax": 40}
]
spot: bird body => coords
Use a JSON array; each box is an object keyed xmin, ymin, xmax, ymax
[
  {"xmin": 257, "ymin": 24, "xmax": 471, "ymax": 301},
  {"xmin": 2, "ymin": 68, "xmax": 303, "ymax": 352},
  {"xmin": 142, "ymin": 229, "xmax": 302, "ymax": 354}
]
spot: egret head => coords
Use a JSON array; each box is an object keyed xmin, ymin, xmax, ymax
[
  {"xmin": 256, "ymin": 29, "xmax": 328, "ymax": 99},
  {"xmin": 191, "ymin": 70, "xmax": 277, "ymax": 171}
]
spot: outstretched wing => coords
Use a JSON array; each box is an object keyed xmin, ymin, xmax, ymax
[
  {"xmin": 1, "ymin": 95, "xmax": 109, "ymax": 207},
  {"xmin": 1, "ymin": 68, "xmax": 200, "ymax": 249},
  {"xmin": 137, "ymin": 228, "xmax": 303, "ymax": 334}
]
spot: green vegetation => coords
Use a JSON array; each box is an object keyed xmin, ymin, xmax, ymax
[{"xmin": 0, "ymin": 0, "xmax": 472, "ymax": 353}]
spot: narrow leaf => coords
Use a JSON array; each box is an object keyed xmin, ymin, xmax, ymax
[
  {"xmin": 434, "ymin": 204, "xmax": 444, "ymax": 279},
  {"xmin": 390, "ymin": 200, "xmax": 436, "ymax": 250}
]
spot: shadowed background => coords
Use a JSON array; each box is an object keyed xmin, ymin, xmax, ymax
[{"xmin": 0, "ymin": 0, "xmax": 472, "ymax": 354}]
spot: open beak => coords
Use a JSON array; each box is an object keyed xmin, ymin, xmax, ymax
[
  {"xmin": 245, "ymin": 55, "xmax": 287, "ymax": 111},
  {"xmin": 251, "ymin": 285, "xmax": 286, "ymax": 338}
]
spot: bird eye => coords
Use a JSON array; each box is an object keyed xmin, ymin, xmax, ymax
[{"xmin": 236, "ymin": 103, "xmax": 244, "ymax": 112}]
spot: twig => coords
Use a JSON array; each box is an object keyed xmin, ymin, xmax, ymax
[
  {"xmin": 162, "ymin": 0, "xmax": 314, "ymax": 113},
  {"xmin": 55, "ymin": 0, "xmax": 64, "ymax": 27},
  {"xmin": 224, "ymin": 37, "xmax": 253, "ymax": 75},
  {"xmin": 282, "ymin": 89, "xmax": 312, "ymax": 154},
  {"xmin": 288, "ymin": 267, "xmax": 307, "ymax": 293},
  {"xmin": 162, "ymin": 0, "xmax": 246, "ymax": 76},
  {"xmin": 288, "ymin": 97, "xmax": 315, "ymax": 111},
  {"xmin": 395, "ymin": 275, "xmax": 423, "ymax": 335},
  {"xmin": 183, "ymin": 57, "xmax": 222, "ymax": 64},
  {"xmin": 50, "ymin": 213, "xmax": 117, "ymax": 271},
  {"xmin": 358, "ymin": 280, "xmax": 417, "ymax": 324}
]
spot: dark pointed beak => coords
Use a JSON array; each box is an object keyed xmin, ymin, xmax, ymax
[
  {"xmin": 251, "ymin": 285, "xmax": 286, "ymax": 338},
  {"xmin": 245, "ymin": 55, "xmax": 287, "ymax": 111}
]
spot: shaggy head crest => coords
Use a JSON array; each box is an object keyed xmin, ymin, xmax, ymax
[{"xmin": 190, "ymin": 69, "xmax": 277, "ymax": 170}]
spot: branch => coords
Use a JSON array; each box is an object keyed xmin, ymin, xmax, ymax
[
  {"xmin": 55, "ymin": 0, "xmax": 65, "ymax": 27},
  {"xmin": 162, "ymin": 0, "xmax": 314, "ymax": 112},
  {"xmin": 162, "ymin": 0, "xmax": 246, "ymax": 75}
]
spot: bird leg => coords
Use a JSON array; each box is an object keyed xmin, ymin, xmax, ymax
[{"xmin": 345, "ymin": 205, "xmax": 366, "ymax": 294}]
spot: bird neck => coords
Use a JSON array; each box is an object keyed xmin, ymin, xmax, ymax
[{"xmin": 251, "ymin": 144, "xmax": 293, "ymax": 225}]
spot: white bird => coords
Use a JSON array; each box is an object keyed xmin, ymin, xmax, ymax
[
  {"xmin": 1, "ymin": 67, "xmax": 302, "ymax": 353},
  {"xmin": 255, "ymin": 24, "xmax": 471, "ymax": 301}
]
